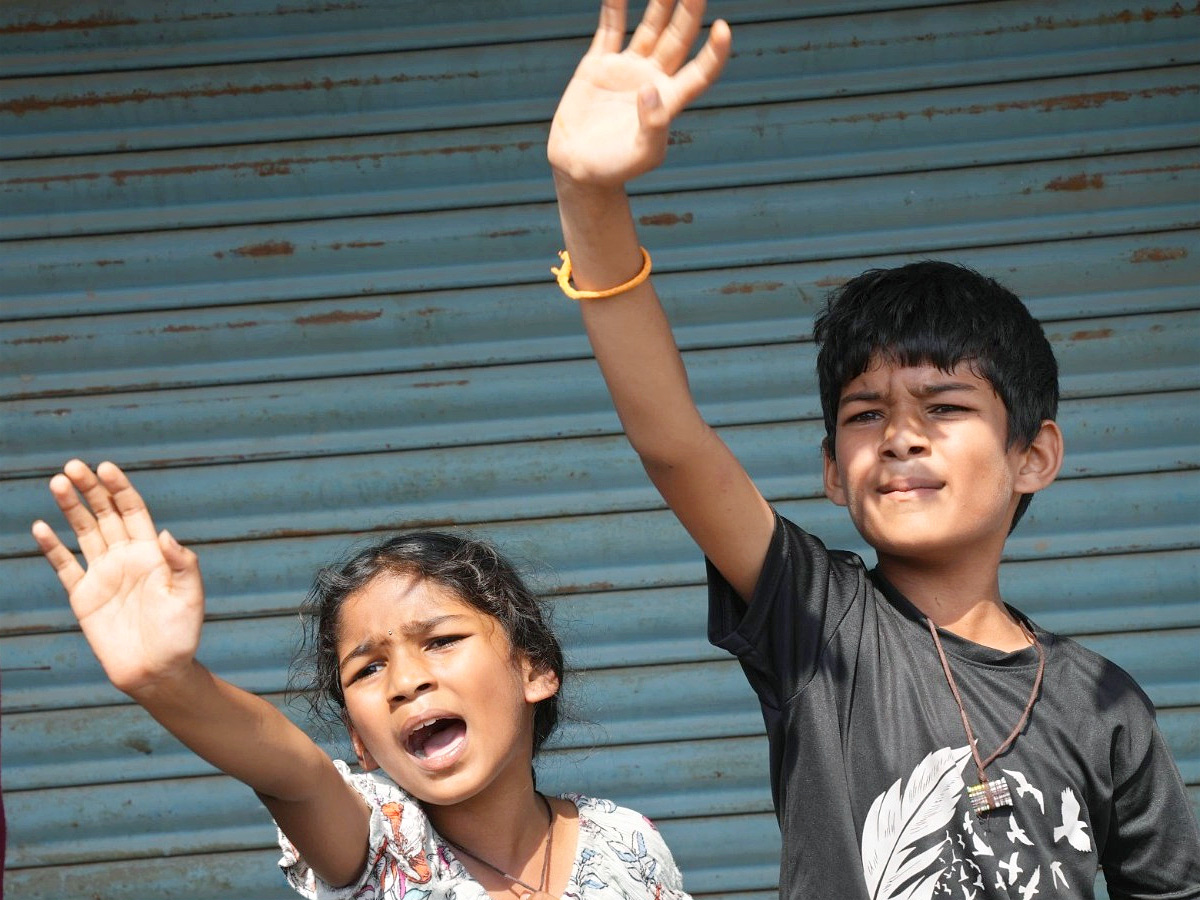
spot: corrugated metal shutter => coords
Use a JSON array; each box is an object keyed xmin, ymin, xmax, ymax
[{"xmin": 2, "ymin": 1, "xmax": 1197, "ymax": 897}]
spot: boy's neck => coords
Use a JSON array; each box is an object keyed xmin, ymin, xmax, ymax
[{"xmin": 878, "ymin": 556, "xmax": 1030, "ymax": 652}]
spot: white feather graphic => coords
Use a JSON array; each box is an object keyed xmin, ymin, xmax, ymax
[{"xmin": 861, "ymin": 745, "xmax": 972, "ymax": 900}]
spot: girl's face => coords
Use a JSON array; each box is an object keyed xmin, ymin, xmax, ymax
[{"xmin": 336, "ymin": 572, "xmax": 559, "ymax": 806}]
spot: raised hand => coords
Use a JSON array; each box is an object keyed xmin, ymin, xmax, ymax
[
  {"xmin": 548, "ymin": 0, "xmax": 731, "ymax": 187},
  {"xmin": 31, "ymin": 460, "xmax": 204, "ymax": 696}
]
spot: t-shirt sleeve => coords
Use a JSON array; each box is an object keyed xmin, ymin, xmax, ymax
[
  {"xmin": 276, "ymin": 759, "xmax": 436, "ymax": 899},
  {"xmin": 1101, "ymin": 706, "xmax": 1200, "ymax": 899},
  {"xmin": 707, "ymin": 510, "xmax": 868, "ymax": 711}
]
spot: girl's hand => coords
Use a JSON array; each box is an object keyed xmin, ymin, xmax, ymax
[
  {"xmin": 31, "ymin": 460, "xmax": 205, "ymax": 696},
  {"xmin": 548, "ymin": 0, "xmax": 730, "ymax": 188}
]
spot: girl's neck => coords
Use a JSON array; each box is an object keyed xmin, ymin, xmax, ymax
[{"xmin": 426, "ymin": 769, "xmax": 551, "ymax": 875}]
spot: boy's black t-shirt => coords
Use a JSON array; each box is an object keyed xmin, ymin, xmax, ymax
[{"xmin": 708, "ymin": 512, "xmax": 1200, "ymax": 900}]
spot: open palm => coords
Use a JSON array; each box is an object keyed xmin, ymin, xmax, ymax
[
  {"xmin": 548, "ymin": 0, "xmax": 730, "ymax": 186},
  {"xmin": 32, "ymin": 460, "xmax": 205, "ymax": 695}
]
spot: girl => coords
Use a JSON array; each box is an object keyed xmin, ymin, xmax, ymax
[{"xmin": 31, "ymin": 459, "xmax": 691, "ymax": 900}]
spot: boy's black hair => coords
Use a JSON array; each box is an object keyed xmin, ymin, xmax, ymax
[
  {"xmin": 294, "ymin": 531, "xmax": 564, "ymax": 757},
  {"xmin": 813, "ymin": 260, "xmax": 1059, "ymax": 530}
]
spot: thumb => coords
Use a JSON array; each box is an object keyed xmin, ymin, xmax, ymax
[
  {"xmin": 159, "ymin": 529, "xmax": 203, "ymax": 592},
  {"xmin": 636, "ymin": 84, "xmax": 671, "ymax": 133}
]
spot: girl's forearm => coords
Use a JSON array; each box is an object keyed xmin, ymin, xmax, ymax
[{"xmin": 131, "ymin": 659, "xmax": 335, "ymax": 802}]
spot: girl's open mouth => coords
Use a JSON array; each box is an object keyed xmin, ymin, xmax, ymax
[{"xmin": 405, "ymin": 717, "xmax": 467, "ymax": 766}]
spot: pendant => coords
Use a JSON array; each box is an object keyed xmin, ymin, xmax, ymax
[{"xmin": 967, "ymin": 775, "xmax": 1012, "ymax": 814}]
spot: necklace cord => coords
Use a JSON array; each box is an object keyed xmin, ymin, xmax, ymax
[
  {"xmin": 441, "ymin": 793, "xmax": 555, "ymax": 895},
  {"xmin": 926, "ymin": 616, "xmax": 1045, "ymax": 784}
]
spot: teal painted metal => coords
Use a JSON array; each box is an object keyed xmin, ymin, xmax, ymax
[{"xmin": 2, "ymin": 0, "xmax": 1198, "ymax": 897}]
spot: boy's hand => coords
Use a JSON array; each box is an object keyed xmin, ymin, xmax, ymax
[
  {"xmin": 548, "ymin": 0, "xmax": 730, "ymax": 188},
  {"xmin": 32, "ymin": 460, "xmax": 205, "ymax": 696}
]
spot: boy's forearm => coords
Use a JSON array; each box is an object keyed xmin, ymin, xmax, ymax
[{"xmin": 554, "ymin": 174, "xmax": 708, "ymax": 463}]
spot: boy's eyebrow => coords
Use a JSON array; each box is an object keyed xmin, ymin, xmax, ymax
[
  {"xmin": 838, "ymin": 380, "xmax": 980, "ymax": 407},
  {"xmin": 338, "ymin": 614, "xmax": 467, "ymax": 668}
]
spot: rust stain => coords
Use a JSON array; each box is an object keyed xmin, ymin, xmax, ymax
[
  {"xmin": 1069, "ymin": 328, "xmax": 1114, "ymax": 341},
  {"xmin": 94, "ymin": 259, "xmax": 125, "ymax": 267},
  {"xmin": 232, "ymin": 240, "xmax": 294, "ymax": 258},
  {"xmin": 2, "ymin": 70, "xmax": 479, "ymax": 117},
  {"xmin": 0, "ymin": 13, "xmax": 137, "ymax": 35},
  {"xmin": 9, "ymin": 334, "xmax": 70, "ymax": 345},
  {"xmin": 158, "ymin": 320, "xmax": 258, "ymax": 334},
  {"xmin": 328, "ymin": 240, "xmax": 385, "ymax": 250},
  {"xmin": 412, "ymin": 379, "xmax": 469, "ymax": 388},
  {"xmin": 815, "ymin": 276, "xmax": 847, "ymax": 288},
  {"xmin": 486, "ymin": 228, "xmax": 530, "ymax": 239},
  {"xmin": 720, "ymin": 280, "xmax": 785, "ymax": 295},
  {"xmin": 1131, "ymin": 246, "xmax": 1188, "ymax": 263},
  {"xmin": 295, "ymin": 309, "xmax": 382, "ymax": 326},
  {"xmin": 667, "ymin": 130, "xmax": 694, "ymax": 146},
  {"xmin": 32, "ymin": 408, "xmax": 72, "ymax": 417},
  {"xmin": 639, "ymin": 212, "xmax": 693, "ymax": 226},
  {"xmin": 161, "ymin": 324, "xmax": 200, "ymax": 333},
  {"xmin": 1045, "ymin": 172, "xmax": 1105, "ymax": 191}
]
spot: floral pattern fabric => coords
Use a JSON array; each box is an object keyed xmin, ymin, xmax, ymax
[{"xmin": 278, "ymin": 759, "xmax": 691, "ymax": 899}]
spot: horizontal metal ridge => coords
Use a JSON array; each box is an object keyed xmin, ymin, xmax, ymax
[
  {"xmin": 3, "ymin": 0, "xmax": 1194, "ymax": 158},
  {"xmin": 3, "ymin": 312, "xmax": 1195, "ymax": 478},
  {"xmin": 4, "ymin": 66, "xmax": 1195, "ymax": 240},
  {"xmin": 5, "ymin": 231, "xmax": 1196, "ymax": 398},
  {"xmin": 4, "ymin": 147, "xmax": 1197, "ymax": 320}
]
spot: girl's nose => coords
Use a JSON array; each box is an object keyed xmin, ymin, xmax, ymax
[{"xmin": 386, "ymin": 658, "xmax": 434, "ymax": 702}]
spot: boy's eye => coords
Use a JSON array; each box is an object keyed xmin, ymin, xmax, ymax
[
  {"xmin": 930, "ymin": 404, "xmax": 968, "ymax": 414},
  {"xmin": 844, "ymin": 409, "xmax": 880, "ymax": 424}
]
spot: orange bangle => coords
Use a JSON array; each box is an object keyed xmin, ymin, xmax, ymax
[{"xmin": 551, "ymin": 247, "xmax": 652, "ymax": 300}]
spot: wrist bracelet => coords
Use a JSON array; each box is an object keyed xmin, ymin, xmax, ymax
[{"xmin": 551, "ymin": 247, "xmax": 652, "ymax": 300}]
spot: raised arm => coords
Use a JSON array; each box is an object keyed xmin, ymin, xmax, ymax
[
  {"xmin": 31, "ymin": 460, "xmax": 369, "ymax": 887},
  {"xmin": 548, "ymin": 0, "xmax": 773, "ymax": 600}
]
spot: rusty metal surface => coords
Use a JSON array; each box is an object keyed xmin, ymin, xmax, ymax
[{"xmin": 2, "ymin": 0, "xmax": 1199, "ymax": 897}]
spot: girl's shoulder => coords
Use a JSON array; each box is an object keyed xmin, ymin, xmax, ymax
[{"xmin": 561, "ymin": 795, "xmax": 691, "ymax": 899}]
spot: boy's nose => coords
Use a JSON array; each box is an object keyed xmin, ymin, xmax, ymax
[{"xmin": 880, "ymin": 417, "xmax": 929, "ymax": 458}]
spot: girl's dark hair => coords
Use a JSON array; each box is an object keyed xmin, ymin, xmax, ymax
[
  {"xmin": 814, "ymin": 261, "xmax": 1059, "ymax": 530},
  {"xmin": 294, "ymin": 531, "xmax": 564, "ymax": 756}
]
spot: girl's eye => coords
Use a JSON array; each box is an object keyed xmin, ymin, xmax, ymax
[
  {"xmin": 428, "ymin": 634, "xmax": 464, "ymax": 650},
  {"xmin": 931, "ymin": 404, "xmax": 968, "ymax": 414},
  {"xmin": 349, "ymin": 661, "xmax": 384, "ymax": 683}
]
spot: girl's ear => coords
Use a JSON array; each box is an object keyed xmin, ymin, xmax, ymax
[
  {"xmin": 1014, "ymin": 419, "xmax": 1064, "ymax": 494},
  {"xmin": 347, "ymin": 723, "xmax": 379, "ymax": 772},
  {"xmin": 521, "ymin": 657, "xmax": 560, "ymax": 705}
]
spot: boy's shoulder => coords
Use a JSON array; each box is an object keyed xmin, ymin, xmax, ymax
[{"xmin": 1037, "ymin": 628, "xmax": 1157, "ymax": 719}]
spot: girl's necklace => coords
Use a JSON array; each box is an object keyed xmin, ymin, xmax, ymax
[
  {"xmin": 441, "ymin": 793, "xmax": 555, "ymax": 895},
  {"xmin": 926, "ymin": 615, "xmax": 1045, "ymax": 815}
]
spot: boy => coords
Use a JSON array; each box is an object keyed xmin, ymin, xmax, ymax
[{"xmin": 547, "ymin": 1, "xmax": 1200, "ymax": 897}]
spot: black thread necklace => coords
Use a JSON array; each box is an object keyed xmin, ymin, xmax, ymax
[
  {"xmin": 441, "ymin": 793, "xmax": 555, "ymax": 895},
  {"xmin": 926, "ymin": 615, "xmax": 1045, "ymax": 814}
]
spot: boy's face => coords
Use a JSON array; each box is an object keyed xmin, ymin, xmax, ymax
[{"xmin": 823, "ymin": 356, "xmax": 1049, "ymax": 567}]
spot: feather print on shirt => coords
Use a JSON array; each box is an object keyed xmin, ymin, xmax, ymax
[{"xmin": 861, "ymin": 745, "xmax": 973, "ymax": 900}]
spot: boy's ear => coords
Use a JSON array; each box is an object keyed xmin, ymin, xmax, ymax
[
  {"xmin": 521, "ymin": 657, "xmax": 560, "ymax": 705},
  {"xmin": 346, "ymin": 723, "xmax": 379, "ymax": 772},
  {"xmin": 1014, "ymin": 419, "xmax": 1064, "ymax": 494},
  {"xmin": 823, "ymin": 443, "xmax": 848, "ymax": 507}
]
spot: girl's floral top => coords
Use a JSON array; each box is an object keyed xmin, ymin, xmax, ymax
[{"xmin": 277, "ymin": 759, "xmax": 692, "ymax": 899}]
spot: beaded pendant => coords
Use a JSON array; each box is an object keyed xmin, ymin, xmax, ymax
[{"xmin": 966, "ymin": 775, "xmax": 1013, "ymax": 814}]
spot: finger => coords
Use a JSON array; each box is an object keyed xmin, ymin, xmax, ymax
[
  {"xmin": 64, "ymin": 458, "xmax": 131, "ymax": 547},
  {"xmin": 627, "ymin": 0, "xmax": 676, "ymax": 56},
  {"xmin": 97, "ymin": 461, "xmax": 160, "ymax": 542},
  {"xmin": 159, "ymin": 530, "xmax": 204, "ymax": 598},
  {"xmin": 31, "ymin": 519, "xmax": 87, "ymax": 594},
  {"xmin": 651, "ymin": 0, "xmax": 706, "ymax": 73},
  {"xmin": 667, "ymin": 18, "xmax": 731, "ymax": 112},
  {"xmin": 589, "ymin": 0, "xmax": 627, "ymax": 54},
  {"xmin": 637, "ymin": 84, "xmax": 672, "ymax": 135},
  {"xmin": 49, "ymin": 467, "xmax": 109, "ymax": 561}
]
